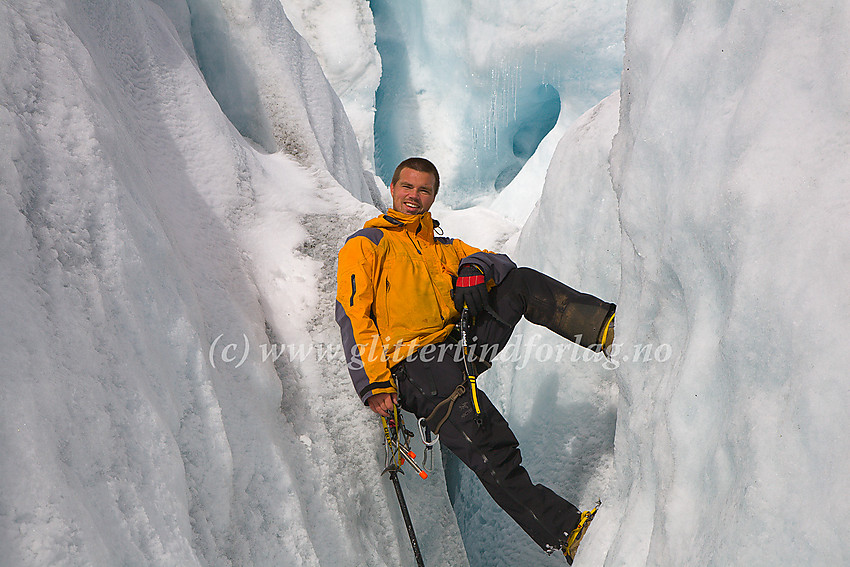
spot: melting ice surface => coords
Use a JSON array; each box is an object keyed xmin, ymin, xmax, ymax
[
  {"xmin": 3, "ymin": 1, "xmax": 850, "ymax": 567},
  {"xmin": 367, "ymin": 0, "xmax": 626, "ymax": 206}
]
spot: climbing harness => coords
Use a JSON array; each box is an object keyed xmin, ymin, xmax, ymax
[{"xmin": 419, "ymin": 306, "xmax": 483, "ymax": 433}]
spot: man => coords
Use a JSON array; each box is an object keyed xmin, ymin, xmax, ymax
[{"xmin": 335, "ymin": 157, "xmax": 615, "ymax": 563}]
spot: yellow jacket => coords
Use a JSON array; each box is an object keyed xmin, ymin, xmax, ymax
[{"xmin": 335, "ymin": 209, "xmax": 516, "ymax": 403}]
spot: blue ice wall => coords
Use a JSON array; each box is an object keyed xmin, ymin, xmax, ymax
[
  {"xmin": 186, "ymin": 0, "xmax": 276, "ymax": 152},
  {"xmin": 370, "ymin": 0, "xmax": 426, "ymax": 182},
  {"xmin": 370, "ymin": 0, "xmax": 562, "ymax": 193},
  {"xmin": 495, "ymin": 83, "xmax": 561, "ymax": 190},
  {"xmin": 368, "ymin": 1, "xmax": 624, "ymax": 202}
]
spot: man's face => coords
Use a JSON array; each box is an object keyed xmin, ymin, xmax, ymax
[{"xmin": 390, "ymin": 168, "xmax": 437, "ymax": 215}]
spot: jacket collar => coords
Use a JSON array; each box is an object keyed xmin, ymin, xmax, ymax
[{"xmin": 367, "ymin": 208, "xmax": 439, "ymax": 239}]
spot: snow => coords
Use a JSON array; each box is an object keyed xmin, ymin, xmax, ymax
[{"xmin": 4, "ymin": 0, "xmax": 850, "ymax": 566}]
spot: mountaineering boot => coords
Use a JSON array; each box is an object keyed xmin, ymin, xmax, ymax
[{"xmin": 562, "ymin": 502, "xmax": 599, "ymax": 565}]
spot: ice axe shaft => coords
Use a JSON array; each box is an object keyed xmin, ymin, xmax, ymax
[{"xmin": 389, "ymin": 469, "xmax": 425, "ymax": 567}]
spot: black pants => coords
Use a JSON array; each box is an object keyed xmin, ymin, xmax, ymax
[{"xmin": 395, "ymin": 268, "xmax": 614, "ymax": 549}]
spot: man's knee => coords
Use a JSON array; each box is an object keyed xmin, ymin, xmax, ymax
[
  {"xmin": 498, "ymin": 266, "xmax": 539, "ymax": 295},
  {"xmin": 441, "ymin": 405, "xmax": 520, "ymax": 473}
]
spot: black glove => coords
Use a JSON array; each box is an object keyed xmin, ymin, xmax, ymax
[{"xmin": 453, "ymin": 264, "xmax": 488, "ymax": 317}]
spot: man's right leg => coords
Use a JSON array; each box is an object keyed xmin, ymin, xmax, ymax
[{"xmin": 474, "ymin": 267, "xmax": 615, "ymax": 355}]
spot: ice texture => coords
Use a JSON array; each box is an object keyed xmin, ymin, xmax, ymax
[
  {"xmin": 368, "ymin": 0, "xmax": 626, "ymax": 205},
  {"xmin": 0, "ymin": 1, "xmax": 461, "ymax": 565},
  {"xmin": 4, "ymin": 0, "xmax": 850, "ymax": 566},
  {"xmin": 276, "ymin": 0, "xmax": 381, "ymax": 172},
  {"xmin": 597, "ymin": 2, "xmax": 850, "ymax": 565}
]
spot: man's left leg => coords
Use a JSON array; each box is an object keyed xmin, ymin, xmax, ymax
[{"xmin": 396, "ymin": 350, "xmax": 581, "ymax": 550}]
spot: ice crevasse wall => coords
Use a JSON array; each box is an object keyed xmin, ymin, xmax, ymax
[
  {"xmin": 578, "ymin": 2, "xmax": 850, "ymax": 565},
  {"xmin": 0, "ymin": 0, "xmax": 467, "ymax": 565},
  {"xmin": 3, "ymin": 0, "xmax": 850, "ymax": 566}
]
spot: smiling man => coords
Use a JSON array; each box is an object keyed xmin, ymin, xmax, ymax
[
  {"xmin": 335, "ymin": 157, "xmax": 616, "ymax": 563},
  {"xmin": 389, "ymin": 162, "xmax": 437, "ymax": 215}
]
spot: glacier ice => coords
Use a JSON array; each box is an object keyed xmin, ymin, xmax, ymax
[
  {"xmin": 277, "ymin": 0, "xmax": 381, "ymax": 172},
  {"xmin": 4, "ymin": 0, "xmax": 850, "ymax": 566},
  {"xmin": 0, "ymin": 1, "xmax": 460, "ymax": 565},
  {"xmin": 599, "ymin": 2, "xmax": 850, "ymax": 565},
  {"xmin": 368, "ymin": 0, "xmax": 627, "ymax": 205},
  {"xmin": 187, "ymin": 0, "xmax": 383, "ymax": 207}
]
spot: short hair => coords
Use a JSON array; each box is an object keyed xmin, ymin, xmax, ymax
[{"xmin": 391, "ymin": 157, "xmax": 440, "ymax": 194}]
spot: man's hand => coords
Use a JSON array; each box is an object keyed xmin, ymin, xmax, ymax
[
  {"xmin": 367, "ymin": 392, "xmax": 398, "ymax": 417},
  {"xmin": 453, "ymin": 264, "xmax": 488, "ymax": 317}
]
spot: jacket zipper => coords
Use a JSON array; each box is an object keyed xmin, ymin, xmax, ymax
[
  {"xmin": 407, "ymin": 231, "xmax": 447, "ymax": 324},
  {"xmin": 406, "ymin": 231, "xmax": 423, "ymax": 255},
  {"xmin": 349, "ymin": 274, "xmax": 356, "ymax": 306}
]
